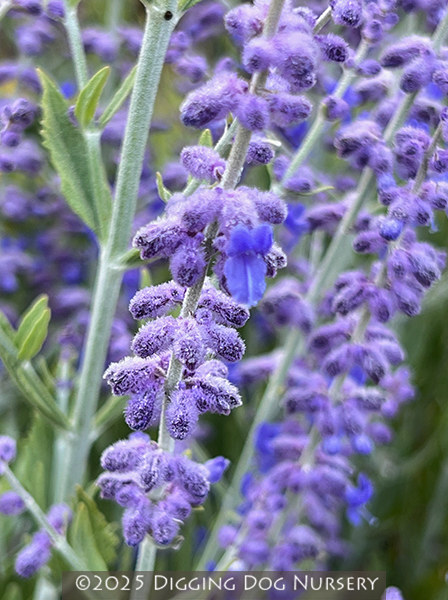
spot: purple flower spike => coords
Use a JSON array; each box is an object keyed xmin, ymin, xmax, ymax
[{"xmin": 223, "ymin": 224, "xmax": 273, "ymax": 307}]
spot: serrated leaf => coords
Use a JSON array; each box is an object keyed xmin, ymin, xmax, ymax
[
  {"xmin": 38, "ymin": 69, "xmax": 111, "ymax": 241},
  {"xmin": 75, "ymin": 67, "xmax": 110, "ymax": 129},
  {"xmin": 99, "ymin": 65, "xmax": 137, "ymax": 128},
  {"xmin": 15, "ymin": 295, "xmax": 48, "ymax": 349},
  {"xmin": 178, "ymin": 0, "xmax": 204, "ymax": 11},
  {"xmin": 71, "ymin": 503, "xmax": 109, "ymax": 571},
  {"xmin": 17, "ymin": 308, "xmax": 51, "ymax": 361},
  {"xmin": 156, "ymin": 172, "xmax": 172, "ymax": 203},
  {"xmin": 70, "ymin": 487, "xmax": 119, "ymax": 570},
  {"xmin": 198, "ymin": 128, "xmax": 213, "ymax": 148}
]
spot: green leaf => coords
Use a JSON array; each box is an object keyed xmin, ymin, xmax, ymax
[
  {"xmin": 17, "ymin": 308, "xmax": 51, "ymax": 361},
  {"xmin": 15, "ymin": 295, "xmax": 48, "ymax": 349},
  {"xmin": 178, "ymin": 0, "xmax": 204, "ymax": 11},
  {"xmin": 38, "ymin": 69, "xmax": 112, "ymax": 241},
  {"xmin": 75, "ymin": 67, "xmax": 110, "ymax": 129},
  {"xmin": 156, "ymin": 171, "xmax": 172, "ymax": 203},
  {"xmin": 99, "ymin": 65, "xmax": 137, "ymax": 128},
  {"xmin": 140, "ymin": 267, "xmax": 152, "ymax": 290},
  {"xmin": 198, "ymin": 128, "xmax": 213, "ymax": 148},
  {"xmin": 0, "ymin": 313, "xmax": 70, "ymax": 430},
  {"xmin": 16, "ymin": 415, "xmax": 53, "ymax": 509},
  {"xmin": 70, "ymin": 487, "xmax": 119, "ymax": 570},
  {"xmin": 3, "ymin": 584, "xmax": 22, "ymax": 600}
]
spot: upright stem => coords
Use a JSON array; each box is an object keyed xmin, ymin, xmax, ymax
[
  {"xmin": 63, "ymin": 1, "xmax": 178, "ymax": 497},
  {"xmin": 63, "ymin": 3, "xmax": 89, "ymax": 88}
]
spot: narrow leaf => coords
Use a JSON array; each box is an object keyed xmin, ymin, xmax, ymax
[
  {"xmin": 198, "ymin": 128, "xmax": 213, "ymax": 148},
  {"xmin": 38, "ymin": 69, "xmax": 111, "ymax": 240},
  {"xmin": 18, "ymin": 307, "xmax": 51, "ymax": 361},
  {"xmin": 156, "ymin": 171, "xmax": 172, "ymax": 202},
  {"xmin": 75, "ymin": 66, "xmax": 110, "ymax": 129},
  {"xmin": 99, "ymin": 65, "xmax": 137, "ymax": 128},
  {"xmin": 15, "ymin": 294, "xmax": 48, "ymax": 349}
]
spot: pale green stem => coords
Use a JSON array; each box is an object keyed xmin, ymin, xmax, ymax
[
  {"xmin": 313, "ymin": 6, "xmax": 332, "ymax": 33},
  {"xmin": 2, "ymin": 464, "xmax": 87, "ymax": 572},
  {"xmin": 62, "ymin": 1, "xmax": 179, "ymax": 498},
  {"xmin": 196, "ymin": 13, "xmax": 448, "ymax": 565},
  {"xmin": 63, "ymin": 2, "xmax": 89, "ymax": 88},
  {"xmin": 51, "ymin": 356, "xmax": 72, "ymax": 504}
]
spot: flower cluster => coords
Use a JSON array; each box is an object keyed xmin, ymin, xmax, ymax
[{"xmin": 98, "ymin": 433, "xmax": 228, "ymax": 547}]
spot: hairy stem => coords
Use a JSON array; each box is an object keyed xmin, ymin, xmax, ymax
[{"xmin": 63, "ymin": 1, "xmax": 178, "ymax": 498}]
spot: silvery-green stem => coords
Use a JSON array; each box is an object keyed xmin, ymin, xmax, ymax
[
  {"xmin": 51, "ymin": 355, "xmax": 72, "ymax": 503},
  {"xmin": 2, "ymin": 464, "xmax": 87, "ymax": 572},
  {"xmin": 313, "ymin": 6, "xmax": 332, "ymax": 33},
  {"xmin": 62, "ymin": 2, "xmax": 89, "ymax": 88},
  {"xmin": 63, "ymin": 1, "xmax": 179, "ymax": 497},
  {"xmin": 0, "ymin": 0, "xmax": 11, "ymax": 23}
]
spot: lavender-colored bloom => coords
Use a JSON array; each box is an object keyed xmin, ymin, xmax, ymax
[
  {"xmin": 198, "ymin": 282, "xmax": 250, "ymax": 328},
  {"xmin": 47, "ymin": 503, "xmax": 72, "ymax": 534},
  {"xmin": 243, "ymin": 37, "xmax": 275, "ymax": 73},
  {"xmin": 15, "ymin": 531, "xmax": 52, "ymax": 578},
  {"xmin": 122, "ymin": 504, "xmax": 152, "ymax": 547},
  {"xmin": 166, "ymin": 388, "xmax": 200, "ymax": 440},
  {"xmin": 235, "ymin": 94, "xmax": 270, "ymax": 132},
  {"xmin": 268, "ymin": 93, "xmax": 312, "ymax": 127},
  {"xmin": 180, "ymin": 146, "xmax": 226, "ymax": 182},
  {"xmin": 223, "ymin": 224, "xmax": 273, "ymax": 306},
  {"xmin": 383, "ymin": 587, "xmax": 405, "ymax": 600},
  {"xmin": 272, "ymin": 33, "xmax": 318, "ymax": 91},
  {"xmin": 132, "ymin": 317, "xmax": 177, "ymax": 358},
  {"xmin": 129, "ymin": 282, "xmax": 185, "ymax": 320},
  {"xmin": 323, "ymin": 96, "xmax": 350, "ymax": 120},
  {"xmin": 316, "ymin": 34, "xmax": 349, "ymax": 62},
  {"xmin": 203, "ymin": 322, "xmax": 245, "ymax": 363},
  {"xmin": 205, "ymin": 456, "xmax": 230, "ymax": 483},
  {"xmin": 180, "ymin": 73, "xmax": 247, "ymax": 128},
  {"xmin": 170, "ymin": 239, "xmax": 207, "ymax": 287},
  {"xmin": 133, "ymin": 219, "xmax": 186, "ymax": 260},
  {"xmin": 0, "ymin": 436, "xmax": 16, "ymax": 463},
  {"xmin": 0, "ymin": 491, "xmax": 25, "ymax": 515},
  {"xmin": 246, "ymin": 138, "xmax": 274, "ymax": 165},
  {"xmin": 330, "ymin": 0, "xmax": 363, "ymax": 28},
  {"xmin": 151, "ymin": 511, "xmax": 180, "ymax": 546},
  {"xmin": 125, "ymin": 390, "xmax": 161, "ymax": 431}
]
